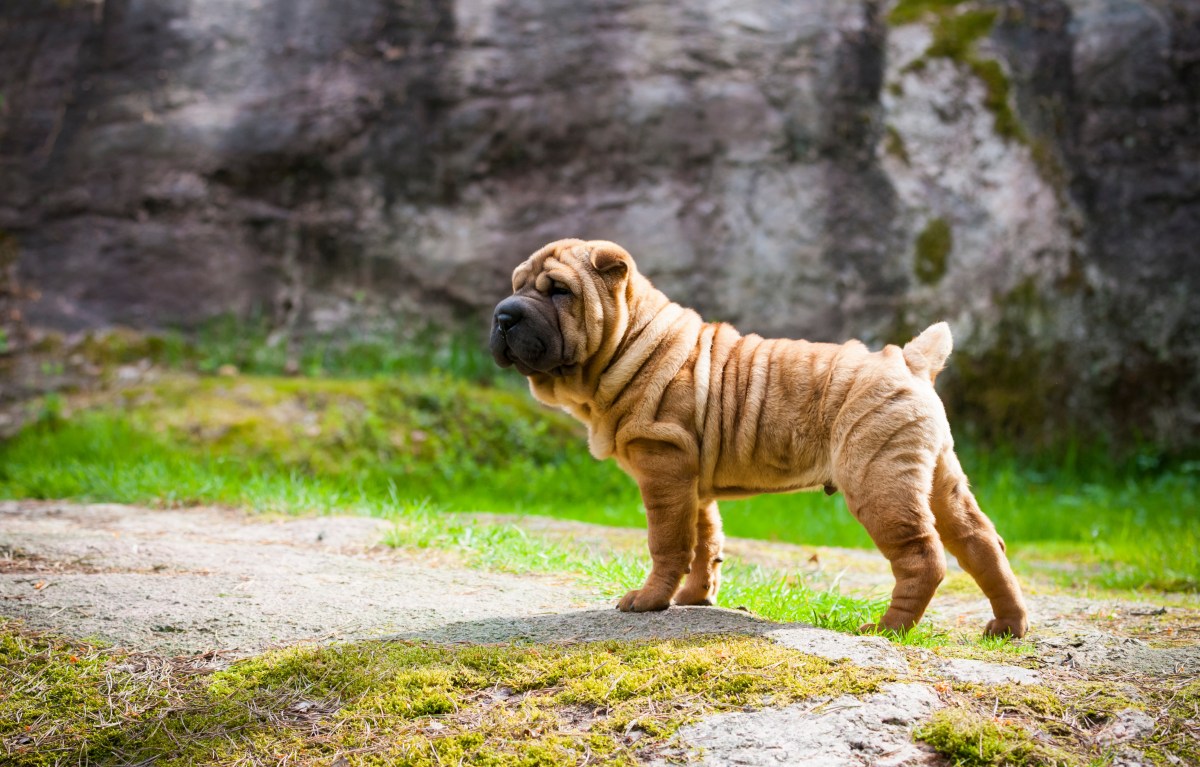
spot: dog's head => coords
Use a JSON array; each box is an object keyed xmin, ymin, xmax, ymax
[{"xmin": 489, "ymin": 239, "xmax": 636, "ymax": 380}]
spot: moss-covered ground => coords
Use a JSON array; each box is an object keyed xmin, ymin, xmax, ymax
[
  {"xmin": 914, "ymin": 678, "xmax": 1200, "ymax": 766},
  {"xmin": 4, "ymin": 612, "xmax": 1197, "ymax": 766},
  {"xmin": 0, "ymin": 621, "xmax": 889, "ymax": 766}
]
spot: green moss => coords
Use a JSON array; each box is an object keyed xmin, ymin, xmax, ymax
[
  {"xmin": 914, "ymin": 708, "xmax": 1071, "ymax": 766},
  {"xmin": 919, "ymin": 677, "xmax": 1200, "ymax": 767},
  {"xmin": 888, "ymin": 0, "xmax": 968, "ymax": 26},
  {"xmin": 0, "ymin": 622, "xmax": 166, "ymax": 767},
  {"xmin": 884, "ymin": 124, "xmax": 911, "ymax": 165},
  {"xmin": 1030, "ymin": 138, "xmax": 1068, "ymax": 192},
  {"xmin": 76, "ymin": 328, "xmax": 180, "ymax": 368},
  {"xmin": 953, "ymin": 683, "xmax": 1067, "ymax": 718},
  {"xmin": 1177, "ymin": 680, "xmax": 1200, "ymax": 707},
  {"xmin": 914, "ymin": 217, "xmax": 952, "ymax": 285},
  {"xmin": 1148, "ymin": 680, "xmax": 1200, "ymax": 764},
  {"xmin": 940, "ymin": 277, "xmax": 1060, "ymax": 446},
  {"xmin": 0, "ymin": 623, "xmax": 891, "ymax": 766},
  {"xmin": 968, "ymin": 57, "xmax": 1025, "ymax": 142},
  {"xmin": 1064, "ymin": 681, "xmax": 1143, "ymax": 725},
  {"xmin": 894, "ymin": 3, "xmax": 1026, "ymax": 144},
  {"xmin": 927, "ymin": 9, "xmax": 998, "ymax": 61}
]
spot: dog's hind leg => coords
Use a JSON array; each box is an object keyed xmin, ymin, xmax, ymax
[
  {"xmin": 930, "ymin": 449, "xmax": 1028, "ymax": 637},
  {"xmin": 850, "ymin": 491, "xmax": 946, "ymax": 634},
  {"xmin": 674, "ymin": 501, "xmax": 724, "ymax": 606},
  {"xmin": 840, "ymin": 442, "xmax": 946, "ymax": 634}
]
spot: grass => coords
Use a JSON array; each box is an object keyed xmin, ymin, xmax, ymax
[
  {"xmin": 0, "ymin": 395, "xmax": 895, "ymax": 637},
  {"xmin": 1, "ymin": 368, "xmax": 1197, "ymax": 596},
  {"xmin": 0, "ymin": 620, "xmax": 890, "ymax": 766},
  {"xmin": 383, "ymin": 501, "xmax": 894, "ymax": 637},
  {"xmin": 73, "ymin": 316, "xmax": 506, "ymax": 384}
]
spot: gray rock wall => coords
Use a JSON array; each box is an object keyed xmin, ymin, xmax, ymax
[{"xmin": 2, "ymin": 0, "xmax": 1197, "ymax": 448}]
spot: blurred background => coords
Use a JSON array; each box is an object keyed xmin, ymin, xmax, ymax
[{"xmin": 1, "ymin": 1, "xmax": 1198, "ymax": 590}]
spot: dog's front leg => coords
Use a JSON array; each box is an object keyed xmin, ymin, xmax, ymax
[
  {"xmin": 674, "ymin": 501, "xmax": 724, "ymax": 606},
  {"xmin": 617, "ymin": 439, "xmax": 699, "ymax": 612}
]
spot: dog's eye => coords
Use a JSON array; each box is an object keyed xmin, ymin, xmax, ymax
[{"xmin": 549, "ymin": 281, "xmax": 572, "ymax": 298}]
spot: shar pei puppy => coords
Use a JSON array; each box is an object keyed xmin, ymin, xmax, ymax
[{"xmin": 489, "ymin": 239, "xmax": 1028, "ymax": 637}]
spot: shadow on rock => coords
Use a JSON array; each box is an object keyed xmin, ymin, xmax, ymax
[{"xmin": 396, "ymin": 606, "xmax": 783, "ymax": 645}]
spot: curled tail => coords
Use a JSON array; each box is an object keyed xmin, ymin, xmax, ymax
[{"xmin": 903, "ymin": 322, "xmax": 953, "ymax": 383}]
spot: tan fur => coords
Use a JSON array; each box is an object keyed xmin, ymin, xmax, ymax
[{"xmin": 494, "ymin": 239, "xmax": 1028, "ymax": 637}]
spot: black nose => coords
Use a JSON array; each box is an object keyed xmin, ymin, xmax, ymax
[{"xmin": 493, "ymin": 299, "xmax": 524, "ymax": 332}]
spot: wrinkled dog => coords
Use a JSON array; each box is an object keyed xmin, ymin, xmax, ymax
[{"xmin": 490, "ymin": 239, "xmax": 1028, "ymax": 637}]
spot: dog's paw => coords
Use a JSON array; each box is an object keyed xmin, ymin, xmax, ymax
[
  {"xmin": 617, "ymin": 588, "xmax": 672, "ymax": 612},
  {"xmin": 857, "ymin": 622, "xmax": 885, "ymax": 635},
  {"xmin": 672, "ymin": 586, "xmax": 716, "ymax": 606},
  {"xmin": 984, "ymin": 615, "xmax": 1028, "ymax": 639}
]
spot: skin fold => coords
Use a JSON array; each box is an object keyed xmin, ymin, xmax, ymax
[{"xmin": 490, "ymin": 239, "xmax": 1028, "ymax": 638}]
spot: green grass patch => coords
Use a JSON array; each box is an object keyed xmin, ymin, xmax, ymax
[
  {"xmin": 0, "ymin": 621, "xmax": 889, "ymax": 766},
  {"xmin": 70, "ymin": 318, "xmax": 504, "ymax": 384},
  {"xmin": 931, "ymin": 633, "xmax": 1040, "ymax": 665},
  {"xmin": 0, "ymin": 378, "xmax": 898, "ymax": 634},
  {"xmin": 383, "ymin": 503, "xmax": 895, "ymax": 637},
  {"xmin": 2, "ymin": 372, "xmax": 1196, "ymax": 594}
]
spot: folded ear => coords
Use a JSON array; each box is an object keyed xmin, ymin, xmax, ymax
[{"xmin": 588, "ymin": 241, "xmax": 633, "ymax": 279}]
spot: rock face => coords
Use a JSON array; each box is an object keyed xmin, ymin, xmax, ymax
[{"xmin": 1, "ymin": 0, "xmax": 1197, "ymax": 448}]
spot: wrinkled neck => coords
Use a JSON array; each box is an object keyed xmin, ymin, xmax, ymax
[
  {"xmin": 528, "ymin": 277, "xmax": 693, "ymax": 431},
  {"xmin": 586, "ymin": 276, "xmax": 668, "ymax": 382}
]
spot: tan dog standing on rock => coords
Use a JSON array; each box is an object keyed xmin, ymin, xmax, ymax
[{"xmin": 489, "ymin": 239, "xmax": 1028, "ymax": 637}]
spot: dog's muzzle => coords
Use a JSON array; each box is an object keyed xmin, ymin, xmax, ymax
[{"xmin": 489, "ymin": 296, "xmax": 549, "ymax": 374}]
